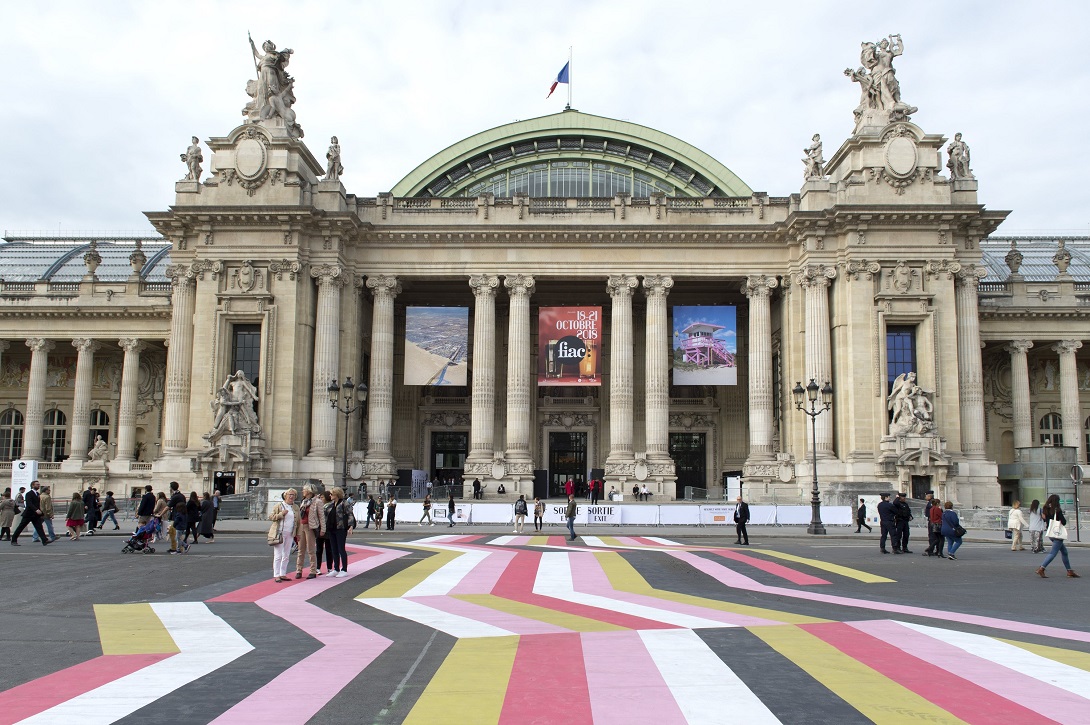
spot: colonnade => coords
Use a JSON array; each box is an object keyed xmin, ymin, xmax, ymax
[{"xmin": 1005, "ymin": 338, "xmax": 1086, "ymax": 463}]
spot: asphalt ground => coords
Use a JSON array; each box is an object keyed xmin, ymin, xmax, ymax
[{"xmin": 1, "ymin": 526, "xmax": 1087, "ymax": 724}]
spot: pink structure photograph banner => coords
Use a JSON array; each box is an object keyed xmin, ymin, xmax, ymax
[
  {"xmin": 538, "ymin": 306, "xmax": 602, "ymax": 386},
  {"xmin": 672, "ymin": 305, "xmax": 737, "ymax": 385}
]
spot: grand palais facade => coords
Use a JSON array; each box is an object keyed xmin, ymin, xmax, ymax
[{"xmin": 2, "ymin": 38, "xmax": 1087, "ymax": 508}]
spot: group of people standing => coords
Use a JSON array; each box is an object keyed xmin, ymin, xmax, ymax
[
  {"xmin": 134, "ymin": 483, "xmax": 219, "ymax": 553},
  {"xmin": 268, "ymin": 485, "xmax": 354, "ymax": 582},
  {"xmin": 362, "ymin": 493, "xmax": 398, "ymax": 530}
]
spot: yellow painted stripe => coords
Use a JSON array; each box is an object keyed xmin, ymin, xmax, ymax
[
  {"xmin": 751, "ymin": 625, "xmax": 966, "ymax": 724},
  {"xmin": 594, "ymin": 552, "xmax": 826, "ymax": 625},
  {"xmin": 599, "ymin": 536, "xmax": 627, "ymax": 548},
  {"xmin": 526, "ymin": 536, "xmax": 550, "ymax": 547},
  {"xmin": 403, "ymin": 636, "xmax": 518, "ymax": 725},
  {"xmin": 454, "ymin": 593, "xmax": 625, "ymax": 632},
  {"xmin": 750, "ymin": 550, "xmax": 895, "ymax": 584},
  {"xmin": 94, "ymin": 603, "xmax": 179, "ymax": 655},
  {"xmin": 1000, "ymin": 638, "xmax": 1090, "ymax": 672},
  {"xmin": 357, "ymin": 549, "xmax": 463, "ymax": 599}
]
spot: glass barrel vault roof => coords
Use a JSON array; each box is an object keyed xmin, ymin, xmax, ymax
[{"xmin": 0, "ymin": 236, "xmax": 170, "ymax": 282}]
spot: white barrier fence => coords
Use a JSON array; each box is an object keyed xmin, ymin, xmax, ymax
[{"xmin": 371, "ymin": 502, "xmax": 854, "ymax": 527}]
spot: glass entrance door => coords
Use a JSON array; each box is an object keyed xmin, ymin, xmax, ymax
[
  {"xmin": 670, "ymin": 432, "xmax": 706, "ymax": 499},
  {"xmin": 548, "ymin": 432, "xmax": 587, "ymax": 498},
  {"xmin": 432, "ymin": 431, "xmax": 468, "ymax": 484}
]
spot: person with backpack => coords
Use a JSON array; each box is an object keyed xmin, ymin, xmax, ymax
[{"xmin": 513, "ymin": 495, "xmax": 528, "ymax": 533}]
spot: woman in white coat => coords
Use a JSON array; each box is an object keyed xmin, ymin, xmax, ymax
[
  {"xmin": 1007, "ymin": 500, "xmax": 1029, "ymax": 551},
  {"xmin": 269, "ymin": 489, "xmax": 301, "ymax": 582}
]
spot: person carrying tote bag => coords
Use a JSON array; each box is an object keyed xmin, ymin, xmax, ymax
[{"xmin": 1036, "ymin": 494, "xmax": 1079, "ymax": 578}]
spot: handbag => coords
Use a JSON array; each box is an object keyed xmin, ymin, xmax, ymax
[
  {"xmin": 1046, "ymin": 517, "xmax": 1068, "ymax": 540},
  {"xmin": 953, "ymin": 524, "xmax": 967, "ymax": 538},
  {"xmin": 267, "ymin": 517, "xmax": 284, "ymax": 546},
  {"xmin": 1004, "ymin": 529, "xmax": 1013, "ymax": 540}
]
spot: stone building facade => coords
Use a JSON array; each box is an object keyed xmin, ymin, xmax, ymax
[{"xmin": 1, "ymin": 41, "xmax": 1087, "ymax": 507}]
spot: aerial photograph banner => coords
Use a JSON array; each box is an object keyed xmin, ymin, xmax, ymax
[
  {"xmin": 672, "ymin": 305, "xmax": 737, "ymax": 385},
  {"xmin": 538, "ymin": 306, "xmax": 601, "ymax": 386},
  {"xmin": 404, "ymin": 307, "xmax": 468, "ymax": 385}
]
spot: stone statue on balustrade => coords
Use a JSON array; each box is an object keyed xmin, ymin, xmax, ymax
[
  {"xmin": 88, "ymin": 435, "xmax": 109, "ymax": 461},
  {"xmin": 325, "ymin": 136, "xmax": 343, "ymax": 181},
  {"xmin": 802, "ymin": 134, "xmax": 825, "ymax": 180},
  {"xmin": 181, "ymin": 137, "xmax": 203, "ymax": 181},
  {"xmin": 946, "ymin": 132, "xmax": 974, "ymax": 180},
  {"xmin": 243, "ymin": 34, "xmax": 303, "ymax": 139},
  {"xmin": 886, "ymin": 372, "xmax": 935, "ymax": 436},
  {"xmin": 844, "ymin": 34, "xmax": 917, "ymax": 125}
]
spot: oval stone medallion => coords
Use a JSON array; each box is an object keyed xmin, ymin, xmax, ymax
[
  {"xmin": 885, "ymin": 136, "xmax": 918, "ymax": 177},
  {"xmin": 236, "ymin": 138, "xmax": 266, "ymax": 179}
]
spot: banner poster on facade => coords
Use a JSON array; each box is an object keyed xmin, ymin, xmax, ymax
[
  {"xmin": 538, "ymin": 306, "xmax": 602, "ymax": 386},
  {"xmin": 404, "ymin": 307, "xmax": 468, "ymax": 386},
  {"xmin": 671, "ymin": 305, "xmax": 737, "ymax": 385}
]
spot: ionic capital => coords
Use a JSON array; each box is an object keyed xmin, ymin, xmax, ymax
[
  {"xmin": 366, "ymin": 274, "xmax": 401, "ymax": 298},
  {"xmin": 72, "ymin": 339, "xmax": 101, "ymax": 355},
  {"xmin": 1006, "ymin": 340, "xmax": 1034, "ymax": 356},
  {"xmin": 956, "ymin": 264, "xmax": 988, "ymax": 288},
  {"xmin": 793, "ymin": 264, "xmax": 836, "ymax": 289},
  {"xmin": 311, "ymin": 264, "xmax": 347, "ymax": 288},
  {"xmin": 607, "ymin": 274, "xmax": 639, "ymax": 298},
  {"xmin": 119, "ymin": 338, "xmax": 147, "ymax": 355},
  {"xmin": 469, "ymin": 274, "xmax": 500, "ymax": 298},
  {"xmin": 1053, "ymin": 340, "xmax": 1083, "ymax": 356},
  {"xmin": 743, "ymin": 274, "xmax": 779, "ymax": 298},
  {"xmin": 642, "ymin": 274, "xmax": 673, "ymax": 298},
  {"xmin": 504, "ymin": 274, "xmax": 535, "ymax": 297},
  {"xmin": 25, "ymin": 338, "xmax": 54, "ymax": 354}
]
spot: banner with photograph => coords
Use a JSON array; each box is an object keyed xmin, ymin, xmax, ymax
[
  {"xmin": 538, "ymin": 306, "xmax": 602, "ymax": 386},
  {"xmin": 404, "ymin": 307, "xmax": 468, "ymax": 386},
  {"xmin": 671, "ymin": 306, "xmax": 737, "ymax": 385}
]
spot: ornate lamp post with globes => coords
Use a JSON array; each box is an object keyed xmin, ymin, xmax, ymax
[
  {"xmin": 328, "ymin": 377, "xmax": 368, "ymax": 495},
  {"xmin": 793, "ymin": 378, "xmax": 832, "ymax": 535}
]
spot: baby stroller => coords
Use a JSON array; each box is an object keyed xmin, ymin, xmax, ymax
[{"xmin": 122, "ymin": 518, "xmax": 161, "ymax": 554}]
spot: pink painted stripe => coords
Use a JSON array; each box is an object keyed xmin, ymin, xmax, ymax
[
  {"xmin": 505, "ymin": 535, "xmax": 533, "ymax": 545},
  {"xmin": 805, "ymin": 622, "xmax": 1059, "ymax": 725},
  {"xmin": 409, "ymin": 596, "xmax": 569, "ymax": 635},
  {"xmin": 208, "ymin": 548, "xmax": 380, "ymax": 603},
  {"xmin": 711, "ymin": 549, "xmax": 830, "ymax": 586},
  {"xmin": 208, "ymin": 547, "xmax": 407, "ymax": 724},
  {"xmin": 449, "ymin": 548, "xmax": 517, "ymax": 594},
  {"xmin": 627, "ymin": 536, "xmax": 668, "ymax": 547},
  {"xmin": 850, "ymin": 620, "xmax": 1084, "ymax": 723},
  {"xmin": 670, "ymin": 551, "xmax": 1090, "ymax": 643},
  {"xmin": 0, "ymin": 654, "xmax": 172, "ymax": 725},
  {"xmin": 547, "ymin": 536, "xmax": 568, "ymax": 546},
  {"xmin": 583, "ymin": 631, "xmax": 687, "ymax": 725},
  {"xmin": 567, "ymin": 552, "xmax": 781, "ymax": 627},
  {"xmin": 501, "ymin": 633, "xmax": 593, "ymax": 725}
]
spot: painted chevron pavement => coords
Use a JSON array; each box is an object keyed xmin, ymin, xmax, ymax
[{"xmin": 2, "ymin": 536, "xmax": 1089, "ymax": 724}]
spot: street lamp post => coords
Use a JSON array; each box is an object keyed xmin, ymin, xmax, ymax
[
  {"xmin": 328, "ymin": 377, "xmax": 368, "ymax": 494},
  {"xmin": 793, "ymin": 378, "xmax": 833, "ymax": 535}
]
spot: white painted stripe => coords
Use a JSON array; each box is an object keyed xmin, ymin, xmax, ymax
[
  {"xmin": 487, "ymin": 535, "xmax": 517, "ymax": 546},
  {"xmin": 644, "ymin": 536, "xmax": 683, "ymax": 546},
  {"xmin": 580, "ymin": 536, "xmax": 611, "ymax": 548},
  {"xmin": 358, "ymin": 598, "xmax": 513, "ymax": 639},
  {"xmin": 410, "ymin": 535, "xmax": 462, "ymax": 544},
  {"xmin": 403, "ymin": 549, "xmax": 492, "ymax": 597},
  {"xmin": 640, "ymin": 629, "xmax": 782, "ymax": 724},
  {"xmin": 897, "ymin": 621, "xmax": 1090, "ymax": 701},
  {"xmin": 16, "ymin": 603, "xmax": 253, "ymax": 725},
  {"xmin": 533, "ymin": 553, "xmax": 728, "ymax": 629}
]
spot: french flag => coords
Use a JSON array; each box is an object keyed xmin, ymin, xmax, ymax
[{"xmin": 547, "ymin": 61, "xmax": 570, "ymax": 98}]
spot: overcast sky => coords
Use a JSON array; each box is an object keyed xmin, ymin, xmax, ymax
[{"xmin": 3, "ymin": 1, "xmax": 1087, "ymax": 236}]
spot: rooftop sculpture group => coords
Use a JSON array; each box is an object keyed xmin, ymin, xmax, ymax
[
  {"xmin": 243, "ymin": 34, "xmax": 303, "ymax": 139},
  {"xmin": 844, "ymin": 34, "xmax": 918, "ymax": 125}
]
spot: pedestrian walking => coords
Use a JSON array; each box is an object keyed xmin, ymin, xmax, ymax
[
  {"xmin": 893, "ymin": 492, "xmax": 914, "ymax": 553},
  {"xmin": 565, "ymin": 494, "xmax": 578, "ymax": 541},
  {"xmin": 447, "ymin": 493, "xmax": 456, "ymax": 527},
  {"xmin": 375, "ymin": 497, "xmax": 385, "ymax": 530},
  {"xmin": 10, "ymin": 481, "xmax": 50, "ymax": 547},
  {"xmin": 82, "ymin": 486, "xmax": 98, "ymax": 535},
  {"xmin": 0, "ymin": 489, "xmax": 16, "ymax": 540},
  {"xmin": 1028, "ymin": 499, "xmax": 1046, "ymax": 553},
  {"xmin": 35, "ymin": 485, "xmax": 57, "ymax": 542},
  {"xmin": 1036, "ymin": 494, "xmax": 1079, "ymax": 578},
  {"xmin": 199, "ymin": 492, "xmax": 216, "ymax": 542},
  {"xmin": 565, "ymin": 479, "xmax": 574, "ymax": 498},
  {"xmin": 533, "ymin": 497, "xmax": 545, "ymax": 531},
  {"xmin": 99, "ymin": 491, "xmax": 120, "ymax": 530},
  {"xmin": 855, "ymin": 498, "xmax": 872, "ymax": 533},
  {"xmin": 1007, "ymin": 501, "xmax": 1028, "ymax": 551},
  {"xmin": 166, "ymin": 481, "xmax": 188, "ymax": 554},
  {"xmin": 183, "ymin": 492, "xmax": 201, "ymax": 546},
  {"xmin": 924, "ymin": 497, "xmax": 945, "ymax": 557},
  {"xmin": 734, "ymin": 496, "xmax": 750, "ymax": 545},
  {"xmin": 152, "ymin": 492, "xmax": 169, "ymax": 541},
  {"xmin": 365, "ymin": 495, "xmax": 376, "ymax": 528},
  {"xmin": 877, "ymin": 493, "xmax": 897, "ymax": 554},
  {"xmin": 513, "ymin": 495, "xmax": 528, "ymax": 533},
  {"xmin": 211, "ymin": 489, "xmax": 221, "ymax": 531},
  {"xmin": 269, "ymin": 489, "xmax": 300, "ymax": 582},
  {"xmin": 420, "ymin": 494, "xmax": 433, "ymax": 526},
  {"xmin": 386, "ymin": 497, "xmax": 397, "ymax": 530},
  {"xmin": 136, "ymin": 484, "xmax": 156, "ymax": 526},
  {"xmin": 941, "ymin": 501, "xmax": 964, "ymax": 560},
  {"xmin": 65, "ymin": 493, "xmax": 85, "ymax": 541}
]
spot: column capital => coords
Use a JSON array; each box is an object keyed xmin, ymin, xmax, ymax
[
  {"xmin": 311, "ymin": 263, "xmax": 347, "ymax": 288},
  {"xmin": 25, "ymin": 338, "xmax": 54, "ymax": 354},
  {"xmin": 743, "ymin": 274, "xmax": 779, "ymax": 297},
  {"xmin": 1053, "ymin": 340, "xmax": 1083, "ymax": 355},
  {"xmin": 469, "ymin": 274, "xmax": 500, "ymax": 297},
  {"xmin": 504, "ymin": 274, "xmax": 535, "ymax": 297},
  {"xmin": 1006, "ymin": 340, "xmax": 1034, "ymax": 355},
  {"xmin": 642, "ymin": 274, "xmax": 673, "ymax": 298},
  {"xmin": 119, "ymin": 338, "xmax": 147, "ymax": 354},
  {"xmin": 793, "ymin": 264, "xmax": 836, "ymax": 288},
  {"xmin": 72, "ymin": 338, "xmax": 100, "ymax": 354},
  {"xmin": 607, "ymin": 274, "xmax": 639, "ymax": 298},
  {"xmin": 956, "ymin": 264, "xmax": 988, "ymax": 287},
  {"xmin": 165, "ymin": 264, "xmax": 196, "ymax": 287},
  {"xmin": 366, "ymin": 274, "xmax": 401, "ymax": 298}
]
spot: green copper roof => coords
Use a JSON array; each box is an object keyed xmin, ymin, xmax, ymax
[{"xmin": 390, "ymin": 109, "xmax": 752, "ymax": 198}]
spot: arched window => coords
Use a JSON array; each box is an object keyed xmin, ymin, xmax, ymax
[
  {"xmin": 1039, "ymin": 412, "xmax": 1063, "ymax": 446},
  {"xmin": 42, "ymin": 409, "xmax": 67, "ymax": 462},
  {"xmin": 89, "ymin": 409, "xmax": 110, "ymax": 450},
  {"xmin": 0, "ymin": 409, "xmax": 24, "ymax": 462}
]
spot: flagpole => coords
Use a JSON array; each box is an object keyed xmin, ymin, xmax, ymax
[{"xmin": 567, "ymin": 46, "xmax": 573, "ymax": 110}]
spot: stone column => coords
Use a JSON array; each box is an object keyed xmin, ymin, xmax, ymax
[
  {"xmin": 22, "ymin": 338, "xmax": 54, "ymax": 460},
  {"xmin": 308, "ymin": 265, "xmax": 346, "ymax": 456},
  {"xmin": 116, "ymin": 338, "xmax": 146, "ymax": 461},
  {"xmin": 794, "ymin": 265, "xmax": 836, "ymax": 456},
  {"xmin": 1054, "ymin": 340, "xmax": 1084, "ymax": 463},
  {"xmin": 1006, "ymin": 340, "xmax": 1034, "ymax": 451},
  {"xmin": 503, "ymin": 275, "xmax": 535, "ymax": 469},
  {"xmin": 364, "ymin": 275, "xmax": 401, "ymax": 475},
  {"xmin": 955, "ymin": 267, "xmax": 987, "ymax": 457},
  {"xmin": 643, "ymin": 275, "xmax": 673, "ymax": 462},
  {"xmin": 745, "ymin": 275, "xmax": 778, "ymax": 460},
  {"xmin": 69, "ymin": 339, "xmax": 100, "ymax": 461},
  {"xmin": 606, "ymin": 275, "xmax": 639, "ymax": 471},
  {"xmin": 0, "ymin": 342, "xmax": 8, "ymax": 378},
  {"xmin": 162, "ymin": 268, "xmax": 195, "ymax": 453},
  {"xmin": 465, "ymin": 275, "xmax": 500, "ymax": 476}
]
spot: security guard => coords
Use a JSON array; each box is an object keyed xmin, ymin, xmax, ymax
[
  {"xmin": 893, "ymin": 492, "xmax": 914, "ymax": 554},
  {"xmin": 877, "ymin": 493, "xmax": 897, "ymax": 554}
]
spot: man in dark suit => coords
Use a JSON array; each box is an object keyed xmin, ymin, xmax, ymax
[
  {"xmin": 855, "ymin": 498, "xmax": 872, "ymax": 533},
  {"xmin": 136, "ymin": 484, "xmax": 156, "ymax": 526},
  {"xmin": 877, "ymin": 493, "xmax": 897, "ymax": 554},
  {"xmin": 893, "ymin": 492, "xmax": 914, "ymax": 554},
  {"xmin": 10, "ymin": 480, "xmax": 50, "ymax": 547},
  {"xmin": 734, "ymin": 496, "xmax": 751, "ymax": 545}
]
